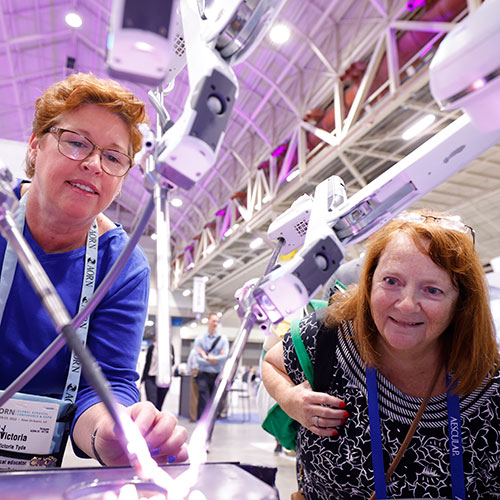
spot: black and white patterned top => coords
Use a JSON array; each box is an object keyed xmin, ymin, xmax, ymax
[{"xmin": 283, "ymin": 312, "xmax": 500, "ymax": 500}]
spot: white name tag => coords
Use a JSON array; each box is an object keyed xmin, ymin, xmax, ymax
[{"xmin": 0, "ymin": 398, "xmax": 58, "ymax": 454}]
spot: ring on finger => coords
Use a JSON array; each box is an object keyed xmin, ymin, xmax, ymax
[{"xmin": 313, "ymin": 416, "xmax": 319, "ymax": 427}]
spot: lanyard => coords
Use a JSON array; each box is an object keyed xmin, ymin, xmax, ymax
[
  {"xmin": 367, "ymin": 367, "xmax": 466, "ymax": 499},
  {"xmin": 446, "ymin": 374, "xmax": 466, "ymax": 500},
  {"xmin": 0, "ymin": 192, "xmax": 98, "ymax": 404}
]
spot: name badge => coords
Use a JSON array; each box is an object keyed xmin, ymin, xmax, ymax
[{"xmin": 0, "ymin": 398, "xmax": 58, "ymax": 455}]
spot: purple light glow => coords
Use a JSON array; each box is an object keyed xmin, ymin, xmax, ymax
[
  {"xmin": 419, "ymin": 41, "xmax": 434, "ymax": 58},
  {"xmin": 271, "ymin": 143, "xmax": 288, "ymax": 157},
  {"xmin": 405, "ymin": 0, "xmax": 425, "ymax": 11},
  {"xmin": 215, "ymin": 208, "xmax": 226, "ymax": 217},
  {"xmin": 221, "ymin": 220, "xmax": 231, "ymax": 238}
]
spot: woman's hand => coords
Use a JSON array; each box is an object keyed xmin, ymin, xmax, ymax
[
  {"xmin": 262, "ymin": 340, "xmax": 348, "ymax": 437},
  {"xmin": 91, "ymin": 402, "xmax": 188, "ymax": 466},
  {"xmin": 282, "ymin": 380, "xmax": 348, "ymax": 437}
]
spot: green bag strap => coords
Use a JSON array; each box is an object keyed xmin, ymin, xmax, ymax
[
  {"xmin": 291, "ymin": 318, "xmax": 315, "ymax": 389},
  {"xmin": 309, "ymin": 299, "xmax": 328, "ymax": 311}
]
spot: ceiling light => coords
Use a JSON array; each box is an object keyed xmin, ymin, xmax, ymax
[
  {"xmin": 190, "ymin": 322, "xmax": 197, "ymax": 328},
  {"xmin": 269, "ymin": 23, "xmax": 290, "ymax": 45},
  {"xmin": 262, "ymin": 194, "xmax": 272, "ymax": 203},
  {"xmin": 201, "ymin": 317, "xmax": 208, "ymax": 324},
  {"xmin": 134, "ymin": 41, "xmax": 155, "ymax": 52},
  {"xmin": 171, "ymin": 197, "xmax": 183, "ymax": 207},
  {"xmin": 250, "ymin": 237, "xmax": 263, "ymax": 249},
  {"xmin": 204, "ymin": 244, "xmax": 216, "ymax": 256},
  {"xmin": 150, "ymin": 233, "xmax": 157, "ymax": 240},
  {"xmin": 217, "ymin": 312, "xmax": 222, "ymax": 317},
  {"xmin": 180, "ymin": 326, "xmax": 189, "ymax": 335},
  {"xmin": 187, "ymin": 262, "xmax": 194, "ymax": 270},
  {"xmin": 145, "ymin": 319, "xmax": 154, "ymax": 327},
  {"xmin": 182, "ymin": 289, "xmax": 191, "ymax": 297},
  {"xmin": 286, "ymin": 170, "xmax": 299, "ymax": 182},
  {"xmin": 224, "ymin": 223, "xmax": 239, "ymax": 237},
  {"xmin": 223, "ymin": 258, "xmax": 234, "ymax": 269},
  {"xmin": 402, "ymin": 114, "xmax": 436, "ymax": 141},
  {"xmin": 65, "ymin": 12, "xmax": 83, "ymax": 28}
]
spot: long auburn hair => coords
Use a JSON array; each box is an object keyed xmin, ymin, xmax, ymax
[{"xmin": 326, "ymin": 211, "xmax": 499, "ymax": 395}]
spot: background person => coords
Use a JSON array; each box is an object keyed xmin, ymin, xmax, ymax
[
  {"xmin": 262, "ymin": 209, "xmax": 500, "ymax": 499},
  {"xmin": 194, "ymin": 312, "xmax": 229, "ymax": 419},
  {"xmin": 0, "ymin": 73, "xmax": 187, "ymax": 468},
  {"xmin": 141, "ymin": 341, "xmax": 175, "ymax": 411},
  {"xmin": 186, "ymin": 340, "xmax": 200, "ymax": 422}
]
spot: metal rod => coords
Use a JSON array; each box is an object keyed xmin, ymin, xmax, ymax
[
  {"xmin": 194, "ymin": 236, "xmax": 285, "ymax": 445},
  {"xmin": 155, "ymin": 181, "xmax": 172, "ymax": 388},
  {"xmin": 0, "ymin": 206, "xmax": 170, "ymax": 482},
  {"xmin": 0, "ymin": 193, "xmax": 155, "ymax": 409}
]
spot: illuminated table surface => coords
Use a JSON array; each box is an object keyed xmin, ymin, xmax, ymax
[{"xmin": 0, "ymin": 462, "xmax": 278, "ymax": 499}]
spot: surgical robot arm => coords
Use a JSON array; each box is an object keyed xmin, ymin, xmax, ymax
[
  {"xmin": 108, "ymin": 0, "xmax": 287, "ymax": 392},
  {"xmin": 110, "ymin": 0, "xmax": 287, "ymax": 189},
  {"xmin": 253, "ymin": 0, "xmax": 500, "ymax": 324},
  {"xmin": 255, "ymin": 113, "xmax": 500, "ymax": 324}
]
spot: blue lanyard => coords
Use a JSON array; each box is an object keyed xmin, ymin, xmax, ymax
[
  {"xmin": 366, "ymin": 367, "xmax": 387, "ymax": 498},
  {"xmin": 366, "ymin": 367, "xmax": 466, "ymax": 499},
  {"xmin": 0, "ymin": 192, "xmax": 98, "ymax": 404},
  {"xmin": 446, "ymin": 374, "xmax": 466, "ymax": 500}
]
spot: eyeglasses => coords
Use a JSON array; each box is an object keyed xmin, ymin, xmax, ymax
[
  {"xmin": 394, "ymin": 211, "xmax": 475, "ymax": 244},
  {"xmin": 49, "ymin": 127, "xmax": 133, "ymax": 177}
]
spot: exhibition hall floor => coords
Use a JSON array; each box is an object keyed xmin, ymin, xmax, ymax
[{"xmin": 62, "ymin": 382, "xmax": 297, "ymax": 499}]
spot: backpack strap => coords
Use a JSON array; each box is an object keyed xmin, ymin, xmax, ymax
[
  {"xmin": 291, "ymin": 311, "xmax": 339, "ymax": 393},
  {"xmin": 314, "ymin": 321, "xmax": 339, "ymax": 393},
  {"xmin": 291, "ymin": 318, "xmax": 315, "ymax": 389},
  {"xmin": 207, "ymin": 335, "xmax": 221, "ymax": 354}
]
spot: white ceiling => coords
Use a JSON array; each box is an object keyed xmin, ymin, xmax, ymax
[{"xmin": 1, "ymin": 0, "xmax": 499, "ymax": 317}]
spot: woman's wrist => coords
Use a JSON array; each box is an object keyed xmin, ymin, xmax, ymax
[{"xmin": 91, "ymin": 427, "xmax": 106, "ymax": 466}]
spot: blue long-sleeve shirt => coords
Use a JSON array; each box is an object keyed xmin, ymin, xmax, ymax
[{"xmin": 0, "ymin": 182, "xmax": 150, "ymax": 456}]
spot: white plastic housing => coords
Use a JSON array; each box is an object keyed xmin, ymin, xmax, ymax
[
  {"xmin": 106, "ymin": 0, "xmax": 186, "ymax": 86},
  {"xmin": 429, "ymin": 0, "xmax": 500, "ymax": 132}
]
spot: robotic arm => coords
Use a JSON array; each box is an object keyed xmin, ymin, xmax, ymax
[
  {"xmin": 255, "ymin": 113, "xmax": 500, "ymax": 324},
  {"xmin": 106, "ymin": 0, "xmax": 287, "ymax": 391},
  {"xmin": 253, "ymin": 0, "xmax": 500, "ymax": 325},
  {"xmin": 107, "ymin": 0, "xmax": 287, "ymax": 189}
]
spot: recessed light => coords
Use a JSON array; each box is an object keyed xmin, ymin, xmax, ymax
[
  {"xmin": 134, "ymin": 41, "xmax": 155, "ymax": 52},
  {"xmin": 223, "ymin": 258, "xmax": 234, "ymax": 269},
  {"xmin": 250, "ymin": 237, "xmax": 263, "ymax": 249},
  {"xmin": 402, "ymin": 114, "xmax": 436, "ymax": 141},
  {"xmin": 65, "ymin": 12, "xmax": 83, "ymax": 28},
  {"xmin": 269, "ymin": 23, "xmax": 290, "ymax": 45}
]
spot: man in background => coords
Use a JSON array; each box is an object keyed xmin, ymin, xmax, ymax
[
  {"xmin": 186, "ymin": 340, "xmax": 199, "ymax": 422},
  {"xmin": 194, "ymin": 313, "xmax": 229, "ymax": 419}
]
